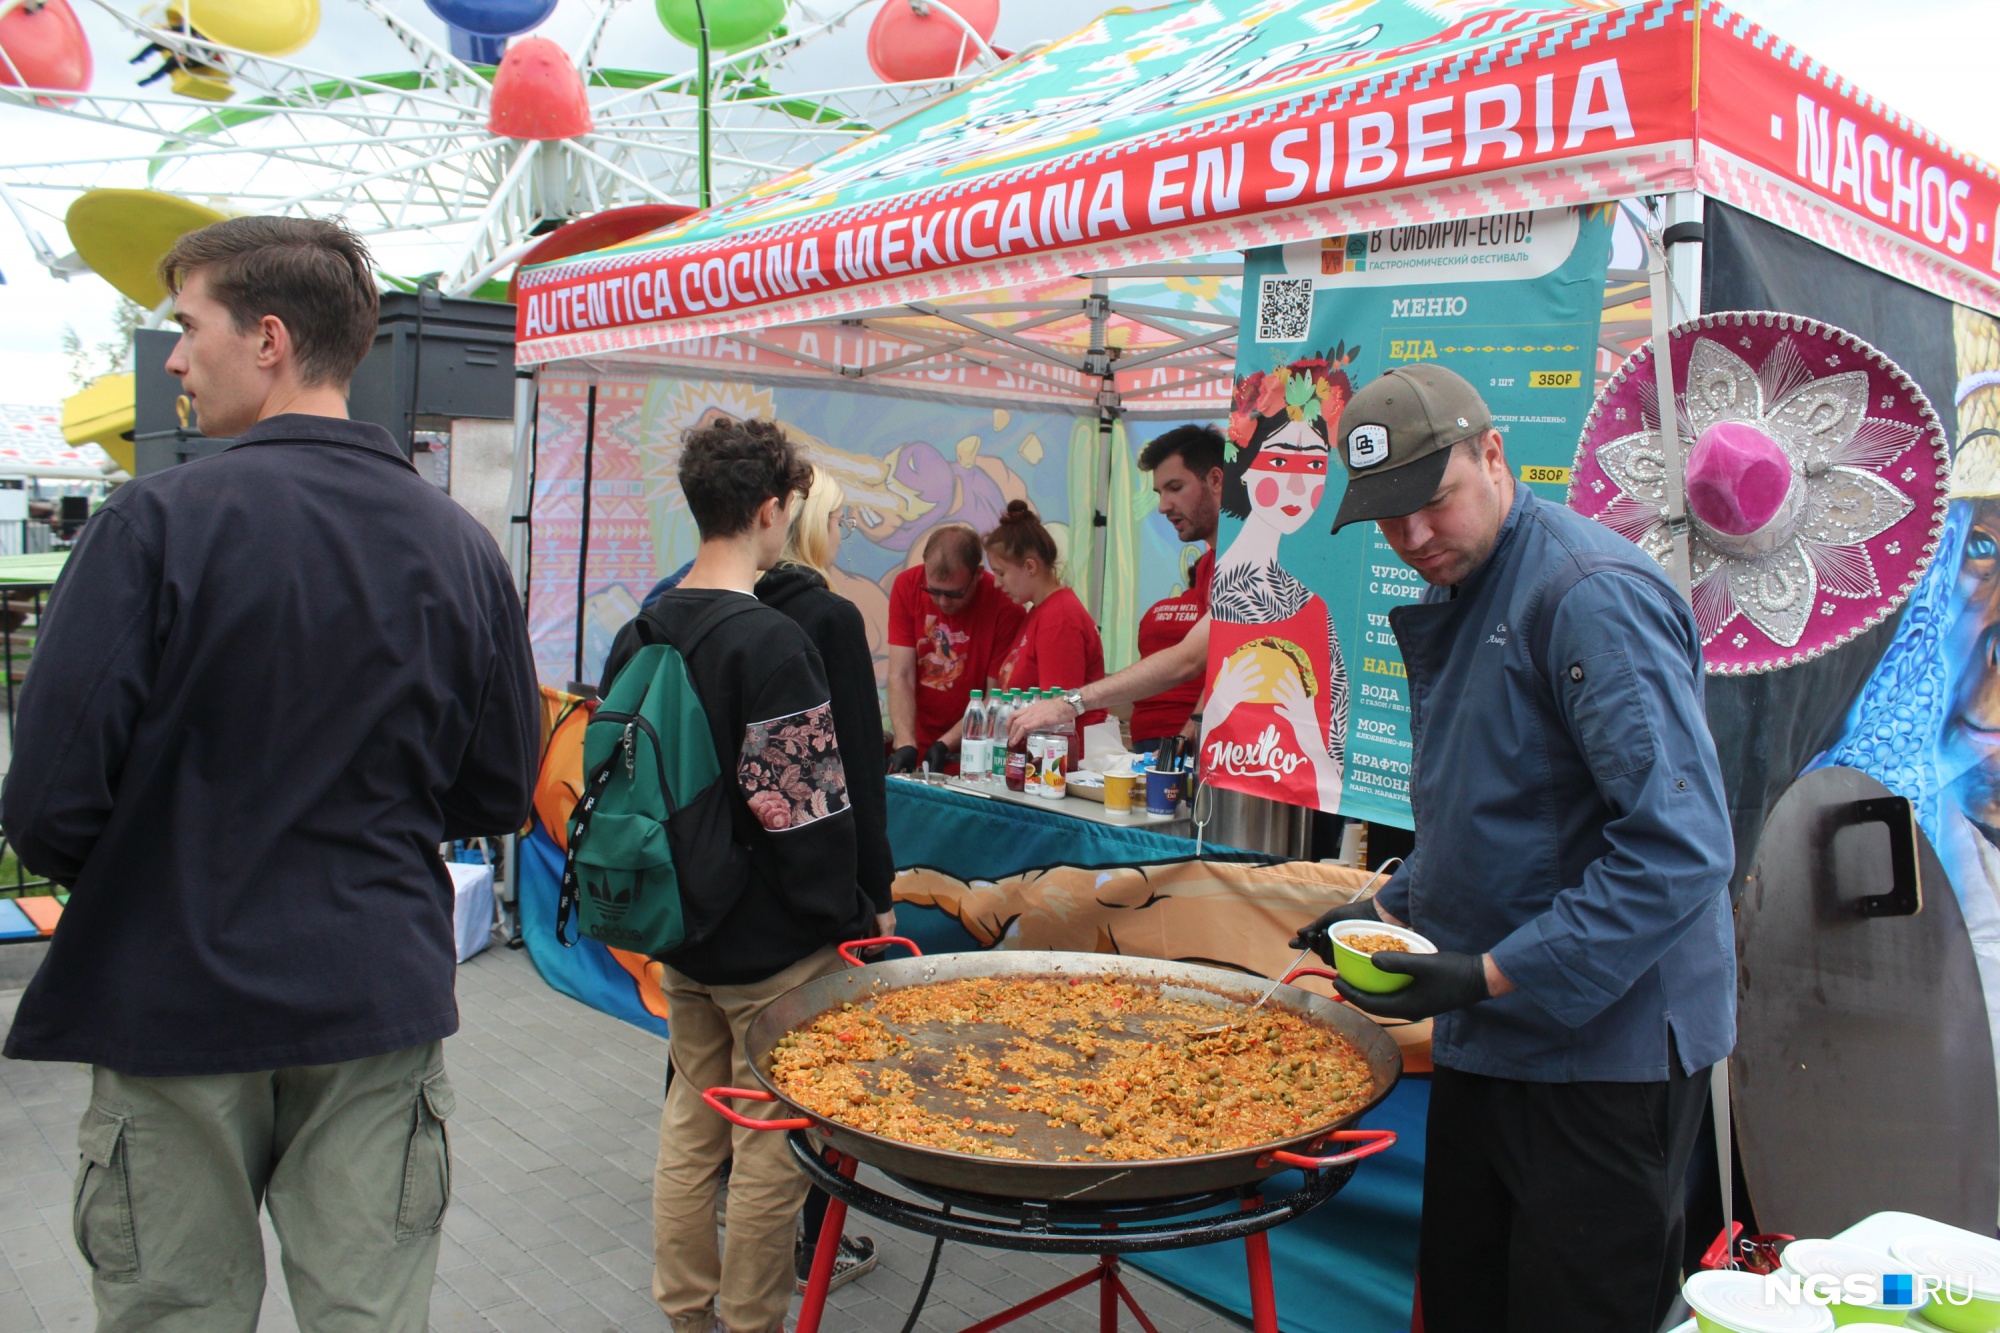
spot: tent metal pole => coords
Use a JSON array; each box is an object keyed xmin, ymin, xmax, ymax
[
  {"xmin": 573, "ymin": 382, "xmax": 599, "ymax": 688},
  {"xmin": 505, "ymin": 369, "xmax": 538, "ymax": 602},
  {"xmin": 1662, "ymin": 189, "xmax": 1729, "ymax": 1266},
  {"xmin": 1084, "ymin": 280, "xmax": 1115, "ymax": 619}
]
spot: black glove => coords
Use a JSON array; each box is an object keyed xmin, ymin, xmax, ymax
[
  {"xmin": 1289, "ymin": 897, "xmax": 1386, "ymax": 963},
  {"xmin": 889, "ymin": 746, "xmax": 919, "ymax": 774},
  {"xmin": 1334, "ymin": 950, "xmax": 1491, "ymax": 1021},
  {"xmin": 925, "ymin": 741, "xmax": 952, "ymax": 773}
]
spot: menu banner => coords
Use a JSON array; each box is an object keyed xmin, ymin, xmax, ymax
[{"xmin": 1203, "ymin": 205, "xmax": 1612, "ymax": 825}]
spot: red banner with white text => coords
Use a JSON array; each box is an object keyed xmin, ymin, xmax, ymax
[
  {"xmin": 516, "ymin": 8, "xmax": 1696, "ymax": 360},
  {"xmin": 1695, "ymin": 7, "xmax": 2000, "ymax": 315}
]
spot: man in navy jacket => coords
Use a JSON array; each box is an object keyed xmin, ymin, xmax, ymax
[
  {"xmin": 2, "ymin": 217, "xmax": 538, "ymax": 1331},
  {"xmin": 1296, "ymin": 365, "xmax": 1735, "ymax": 1333}
]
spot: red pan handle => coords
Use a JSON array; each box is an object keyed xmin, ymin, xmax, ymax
[
  {"xmin": 1258, "ymin": 1128, "xmax": 1397, "ymax": 1170},
  {"xmin": 1281, "ymin": 964, "xmax": 1347, "ymax": 1002},
  {"xmin": 701, "ymin": 1086, "xmax": 813, "ymax": 1132},
  {"xmin": 837, "ymin": 935, "xmax": 923, "ymax": 967}
]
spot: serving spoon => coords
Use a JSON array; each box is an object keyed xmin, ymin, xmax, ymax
[{"xmin": 1188, "ymin": 857, "xmax": 1405, "ymax": 1039}]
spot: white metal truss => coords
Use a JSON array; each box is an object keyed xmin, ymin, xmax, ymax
[{"xmin": 0, "ymin": 0, "xmax": 1004, "ymax": 295}]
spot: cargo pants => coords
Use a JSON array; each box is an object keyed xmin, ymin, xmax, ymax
[{"xmin": 71, "ymin": 1041, "xmax": 452, "ymax": 1332}]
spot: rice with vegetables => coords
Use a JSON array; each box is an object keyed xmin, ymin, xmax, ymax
[{"xmin": 768, "ymin": 976, "xmax": 1377, "ymax": 1162}]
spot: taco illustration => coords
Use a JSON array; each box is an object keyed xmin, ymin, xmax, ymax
[{"xmin": 1226, "ymin": 636, "xmax": 1317, "ymax": 703}]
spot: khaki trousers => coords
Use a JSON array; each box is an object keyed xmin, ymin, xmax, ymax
[
  {"xmin": 653, "ymin": 946, "xmax": 841, "ymax": 1333},
  {"xmin": 72, "ymin": 1042, "xmax": 451, "ymax": 1333}
]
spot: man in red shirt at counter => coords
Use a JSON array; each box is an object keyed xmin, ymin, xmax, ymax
[
  {"xmin": 1009, "ymin": 424, "xmax": 1226, "ymax": 748},
  {"xmin": 887, "ymin": 523, "xmax": 1026, "ymax": 773},
  {"xmin": 1127, "ymin": 425, "xmax": 1224, "ymax": 751}
]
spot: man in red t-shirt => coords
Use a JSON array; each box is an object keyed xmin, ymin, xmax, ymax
[
  {"xmin": 1126, "ymin": 425, "xmax": 1225, "ymax": 748},
  {"xmin": 887, "ymin": 524, "xmax": 1026, "ymax": 772}
]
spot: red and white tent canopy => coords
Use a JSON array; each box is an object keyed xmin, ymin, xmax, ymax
[{"xmin": 513, "ymin": 0, "xmax": 1998, "ymax": 372}]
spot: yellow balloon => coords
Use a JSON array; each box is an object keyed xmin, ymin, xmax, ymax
[
  {"xmin": 65, "ymin": 189, "xmax": 230, "ymax": 308},
  {"xmin": 168, "ymin": 0, "xmax": 319, "ymax": 56}
]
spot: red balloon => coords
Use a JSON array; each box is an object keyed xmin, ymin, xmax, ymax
[
  {"xmin": 487, "ymin": 36, "xmax": 591, "ymax": 140},
  {"xmin": 0, "ymin": 0, "xmax": 92, "ymax": 103},
  {"xmin": 506, "ymin": 203, "xmax": 696, "ymax": 302},
  {"xmin": 867, "ymin": 0, "xmax": 1000, "ymax": 84}
]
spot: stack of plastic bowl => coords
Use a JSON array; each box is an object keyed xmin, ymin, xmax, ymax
[
  {"xmin": 1779, "ymin": 1240, "xmax": 1927, "ymax": 1325},
  {"xmin": 1684, "ymin": 1270, "xmax": 1836, "ymax": 1333},
  {"xmin": 1892, "ymin": 1233, "xmax": 2000, "ymax": 1332}
]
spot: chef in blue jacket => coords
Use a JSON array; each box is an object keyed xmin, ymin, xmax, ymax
[{"xmin": 1293, "ymin": 365, "xmax": 1736, "ymax": 1333}]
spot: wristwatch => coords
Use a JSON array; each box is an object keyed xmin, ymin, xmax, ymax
[{"xmin": 1061, "ymin": 689, "xmax": 1086, "ymax": 715}]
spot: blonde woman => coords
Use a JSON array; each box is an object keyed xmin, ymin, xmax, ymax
[{"xmin": 751, "ymin": 464, "xmax": 890, "ymax": 1293}]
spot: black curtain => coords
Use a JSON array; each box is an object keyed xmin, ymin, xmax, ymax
[{"xmin": 1700, "ymin": 202, "xmax": 1961, "ymax": 890}]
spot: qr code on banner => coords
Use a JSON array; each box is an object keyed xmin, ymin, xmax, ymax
[{"xmin": 1256, "ymin": 276, "xmax": 1314, "ymax": 343}]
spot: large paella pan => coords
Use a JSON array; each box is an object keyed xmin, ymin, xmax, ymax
[{"xmin": 706, "ymin": 940, "xmax": 1402, "ymax": 1203}]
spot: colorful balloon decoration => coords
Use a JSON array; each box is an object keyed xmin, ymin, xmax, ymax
[
  {"xmin": 656, "ymin": 0, "xmax": 787, "ymax": 53},
  {"xmin": 421, "ymin": 0, "xmax": 559, "ymax": 38},
  {"xmin": 867, "ymin": 0, "xmax": 1000, "ymax": 83},
  {"xmin": 486, "ymin": 37, "xmax": 591, "ymax": 140},
  {"xmin": 166, "ymin": 0, "xmax": 320, "ymax": 57},
  {"xmin": 0, "ymin": 0, "xmax": 93, "ymax": 101}
]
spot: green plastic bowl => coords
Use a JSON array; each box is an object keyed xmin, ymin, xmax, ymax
[
  {"xmin": 1329, "ymin": 922, "xmax": 1435, "ymax": 994},
  {"xmin": 1893, "ymin": 1231, "xmax": 2000, "ymax": 1333},
  {"xmin": 1921, "ymin": 1295, "xmax": 2000, "ymax": 1333},
  {"xmin": 1779, "ymin": 1239, "xmax": 1923, "ymax": 1326},
  {"xmin": 1685, "ymin": 1270, "xmax": 1836, "ymax": 1333}
]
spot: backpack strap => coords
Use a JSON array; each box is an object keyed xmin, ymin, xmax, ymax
[
  {"xmin": 555, "ymin": 595, "xmax": 763, "ymax": 947},
  {"xmin": 664, "ymin": 594, "xmax": 764, "ymax": 663}
]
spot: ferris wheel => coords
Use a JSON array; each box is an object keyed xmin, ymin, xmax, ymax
[{"xmin": 0, "ymin": 0, "xmax": 1011, "ymax": 301}]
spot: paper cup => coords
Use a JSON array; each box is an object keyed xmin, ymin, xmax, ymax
[
  {"xmin": 1144, "ymin": 768, "xmax": 1181, "ymax": 815},
  {"xmin": 1685, "ymin": 1270, "xmax": 1837, "ymax": 1333},
  {"xmin": 1103, "ymin": 771, "xmax": 1135, "ymax": 812},
  {"xmin": 1329, "ymin": 921, "xmax": 1434, "ymax": 994}
]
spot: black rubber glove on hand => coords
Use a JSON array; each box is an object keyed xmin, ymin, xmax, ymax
[
  {"xmin": 925, "ymin": 741, "xmax": 952, "ymax": 773},
  {"xmin": 1334, "ymin": 950, "xmax": 1491, "ymax": 1021},
  {"xmin": 888, "ymin": 746, "xmax": 919, "ymax": 775},
  {"xmin": 1288, "ymin": 897, "xmax": 1385, "ymax": 964}
]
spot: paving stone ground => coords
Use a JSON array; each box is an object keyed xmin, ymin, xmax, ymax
[{"xmin": 0, "ymin": 941, "xmax": 1245, "ymax": 1332}]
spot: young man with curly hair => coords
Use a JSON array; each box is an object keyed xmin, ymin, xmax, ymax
[{"xmin": 599, "ymin": 417, "xmax": 888, "ymax": 1333}]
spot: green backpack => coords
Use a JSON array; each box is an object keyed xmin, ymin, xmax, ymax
[{"xmin": 557, "ymin": 597, "xmax": 758, "ymax": 954}]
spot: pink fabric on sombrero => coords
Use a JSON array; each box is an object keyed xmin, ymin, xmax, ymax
[
  {"xmin": 1685, "ymin": 421, "xmax": 1792, "ymax": 536},
  {"xmin": 1569, "ymin": 311, "xmax": 1949, "ymax": 675}
]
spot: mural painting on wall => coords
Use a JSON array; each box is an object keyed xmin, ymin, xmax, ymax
[
  {"xmin": 527, "ymin": 374, "xmax": 1208, "ymax": 689},
  {"xmin": 1815, "ymin": 304, "xmax": 2000, "ymax": 1089}
]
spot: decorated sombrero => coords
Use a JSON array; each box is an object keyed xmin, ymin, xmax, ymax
[{"xmin": 1569, "ymin": 311, "xmax": 1950, "ymax": 675}]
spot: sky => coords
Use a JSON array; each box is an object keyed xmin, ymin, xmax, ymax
[{"xmin": 0, "ymin": 0, "xmax": 1994, "ymax": 408}]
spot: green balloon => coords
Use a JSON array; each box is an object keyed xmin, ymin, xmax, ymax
[{"xmin": 656, "ymin": 0, "xmax": 786, "ymax": 51}]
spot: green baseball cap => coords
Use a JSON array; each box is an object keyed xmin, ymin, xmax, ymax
[{"xmin": 1330, "ymin": 364, "xmax": 1493, "ymax": 532}]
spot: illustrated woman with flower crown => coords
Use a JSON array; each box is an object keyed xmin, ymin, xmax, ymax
[{"xmin": 1199, "ymin": 347, "xmax": 1358, "ymax": 811}]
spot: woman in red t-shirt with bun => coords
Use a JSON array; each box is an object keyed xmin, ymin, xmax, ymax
[{"xmin": 984, "ymin": 500, "xmax": 1107, "ymax": 755}]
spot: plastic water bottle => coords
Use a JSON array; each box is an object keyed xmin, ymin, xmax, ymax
[
  {"xmin": 985, "ymin": 691, "xmax": 1011, "ymax": 783},
  {"xmin": 959, "ymin": 689, "xmax": 988, "ymax": 782}
]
